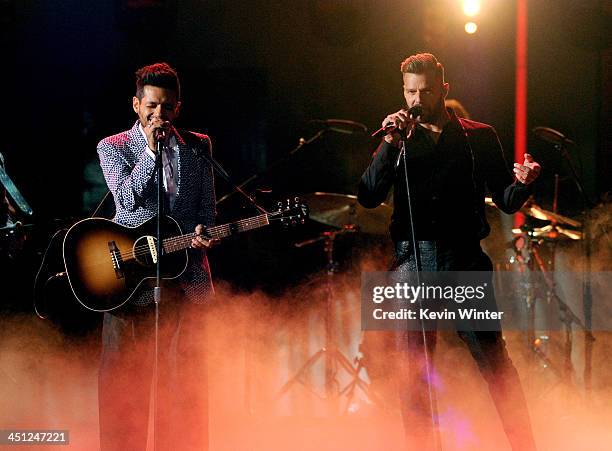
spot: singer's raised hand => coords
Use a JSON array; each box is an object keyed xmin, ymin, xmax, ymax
[
  {"xmin": 382, "ymin": 109, "xmax": 410, "ymax": 146},
  {"xmin": 513, "ymin": 153, "xmax": 541, "ymax": 185}
]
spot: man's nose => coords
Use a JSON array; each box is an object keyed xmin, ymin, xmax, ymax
[{"xmin": 151, "ymin": 105, "xmax": 169, "ymax": 119}]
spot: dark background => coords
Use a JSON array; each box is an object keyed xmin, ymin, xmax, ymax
[{"xmin": 0, "ymin": 0, "xmax": 610, "ymax": 310}]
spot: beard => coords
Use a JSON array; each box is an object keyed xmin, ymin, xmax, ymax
[{"xmin": 420, "ymin": 98, "xmax": 446, "ymax": 123}]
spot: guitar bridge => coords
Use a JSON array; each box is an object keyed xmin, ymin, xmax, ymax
[
  {"xmin": 146, "ymin": 236, "xmax": 158, "ymax": 264},
  {"xmin": 108, "ymin": 240, "xmax": 124, "ymax": 279}
]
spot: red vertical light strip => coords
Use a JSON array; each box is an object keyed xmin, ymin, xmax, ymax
[{"xmin": 514, "ymin": 0, "xmax": 528, "ymax": 228}]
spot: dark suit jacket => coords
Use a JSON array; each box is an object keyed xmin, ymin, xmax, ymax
[{"xmin": 358, "ymin": 111, "xmax": 531, "ymax": 242}]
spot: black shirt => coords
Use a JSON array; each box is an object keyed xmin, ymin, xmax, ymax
[{"xmin": 358, "ymin": 110, "xmax": 532, "ymax": 243}]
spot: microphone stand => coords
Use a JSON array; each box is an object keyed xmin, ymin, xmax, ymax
[
  {"xmin": 216, "ymin": 128, "xmax": 327, "ymax": 205},
  {"xmin": 556, "ymin": 138, "xmax": 596, "ymax": 395},
  {"xmin": 151, "ymin": 130, "xmax": 167, "ymax": 451},
  {"xmin": 396, "ymin": 123, "xmax": 441, "ymax": 451},
  {"xmin": 191, "ymin": 139, "xmax": 268, "ymax": 214}
]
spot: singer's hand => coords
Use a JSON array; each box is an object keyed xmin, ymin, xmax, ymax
[
  {"xmin": 144, "ymin": 116, "xmax": 171, "ymax": 151},
  {"xmin": 382, "ymin": 109, "xmax": 411, "ymax": 146},
  {"xmin": 513, "ymin": 153, "xmax": 541, "ymax": 185}
]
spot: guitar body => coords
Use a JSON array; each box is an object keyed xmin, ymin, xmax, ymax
[{"xmin": 63, "ymin": 216, "xmax": 188, "ymax": 312}]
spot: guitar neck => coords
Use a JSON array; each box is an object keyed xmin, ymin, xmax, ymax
[{"xmin": 162, "ymin": 213, "xmax": 270, "ymax": 253}]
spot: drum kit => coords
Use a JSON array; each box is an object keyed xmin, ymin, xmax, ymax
[{"xmin": 498, "ymin": 187, "xmax": 594, "ymax": 386}]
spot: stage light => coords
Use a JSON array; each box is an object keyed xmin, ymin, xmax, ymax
[
  {"xmin": 465, "ymin": 22, "xmax": 478, "ymax": 34},
  {"xmin": 462, "ymin": 0, "xmax": 481, "ymax": 17}
]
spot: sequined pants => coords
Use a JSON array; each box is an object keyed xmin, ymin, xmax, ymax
[{"xmin": 392, "ymin": 240, "xmax": 536, "ymax": 451}]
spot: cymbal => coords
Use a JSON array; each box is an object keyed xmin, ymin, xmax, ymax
[
  {"xmin": 486, "ymin": 197, "xmax": 581, "ymax": 228},
  {"xmin": 485, "ymin": 197, "xmax": 582, "ymax": 228},
  {"xmin": 520, "ymin": 203, "xmax": 581, "ymax": 228},
  {"xmin": 512, "ymin": 224, "xmax": 582, "ymax": 241},
  {"xmin": 302, "ymin": 192, "xmax": 392, "ymax": 235}
]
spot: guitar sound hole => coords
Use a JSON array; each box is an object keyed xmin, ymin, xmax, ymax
[{"xmin": 133, "ymin": 236, "xmax": 156, "ymax": 266}]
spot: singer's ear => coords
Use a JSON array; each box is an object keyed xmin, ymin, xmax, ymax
[
  {"xmin": 132, "ymin": 96, "xmax": 140, "ymax": 114},
  {"xmin": 442, "ymin": 82, "xmax": 450, "ymax": 98},
  {"xmin": 174, "ymin": 101, "xmax": 181, "ymax": 117}
]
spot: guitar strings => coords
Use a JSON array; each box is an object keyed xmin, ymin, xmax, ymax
[
  {"xmin": 113, "ymin": 204, "xmax": 300, "ymax": 261},
  {"xmin": 118, "ymin": 215, "xmax": 271, "ymax": 261}
]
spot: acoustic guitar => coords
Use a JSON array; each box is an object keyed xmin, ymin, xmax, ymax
[{"xmin": 63, "ymin": 198, "xmax": 308, "ymax": 311}]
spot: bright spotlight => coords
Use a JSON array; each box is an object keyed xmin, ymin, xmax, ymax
[
  {"xmin": 465, "ymin": 22, "xmax": 478, "ymax": 34},
  {"xmin": 463, "ymin": 0, "xmax": 481, "ymax": 17}
]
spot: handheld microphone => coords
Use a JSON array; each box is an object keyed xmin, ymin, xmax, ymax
[
  {"xmin": 371, "ymin": 105, "xmax": 423, "ymax": 138},
  {"xmin": 153, "ymin": 121, "xmax": 172, "ymax": 142}
]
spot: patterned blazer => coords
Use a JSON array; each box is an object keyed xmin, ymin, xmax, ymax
[{"xmin": 97, "ymin": 121, "xmax": 216, "ymax": 306}]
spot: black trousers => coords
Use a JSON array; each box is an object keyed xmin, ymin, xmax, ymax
[
  {"xmin": 98, "ymin": 291, "xmax": 208, "ymax": 451},
  {"xmin": 393, "ymin": 241, "xmax": 536, "ymax": 451}
]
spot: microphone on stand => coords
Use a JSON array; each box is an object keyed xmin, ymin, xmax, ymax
[
  {"xmin": 371, "ymin": 105, "xmax": 423, "ymax": 138},
  {"xmin": 532, "ymin": 126, "xmax": 575, "ymax": 146}
]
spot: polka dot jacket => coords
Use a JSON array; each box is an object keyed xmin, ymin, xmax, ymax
[{"xmin": 97, "ymin": 121, "xmax": 216, "ymax": 306}]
